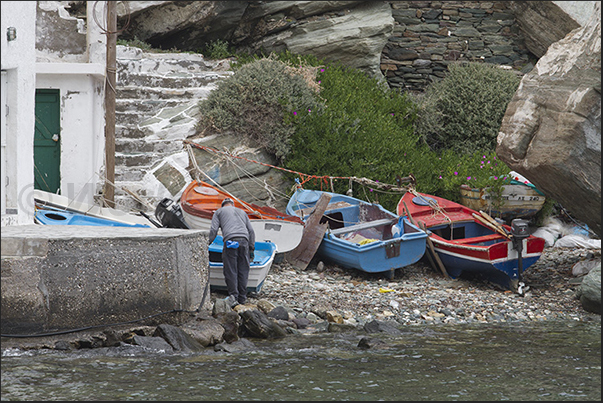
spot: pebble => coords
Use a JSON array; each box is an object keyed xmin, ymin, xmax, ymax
[{"xmin": 218, "ymin": 246, "xmax": 602, "ymax": 327}]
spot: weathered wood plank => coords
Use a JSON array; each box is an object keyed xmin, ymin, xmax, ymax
[{"xmin": 285, "ymin": 193, "xmax": 332, "ymax": 270}]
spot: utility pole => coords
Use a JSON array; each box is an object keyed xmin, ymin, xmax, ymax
[{"xmin": 104, "ymin": 1, "xmax": 117, "ymax": 208}]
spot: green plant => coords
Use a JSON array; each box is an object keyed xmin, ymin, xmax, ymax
[
  {"xmin": 203, "ymin": 39, "xmax": 234, "ymax": 59},
  {"xmin": 116, "ymin": 36, "xmax": 154, "ymax": 51},
  {"xmin": 413, "ymin": 62, "xmax": 521, "ymax": 154},
  {"xmin": 283, "ymin": 62, "xmax": 421, "ymax": 212},
  {"xmin": 196, "ymin": 56, "xmax": 322, "ymax": 161}
]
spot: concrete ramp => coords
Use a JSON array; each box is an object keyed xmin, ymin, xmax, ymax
[{"xmin": 1, "ymin": 225, "xmax": 209, "ymax": 335}]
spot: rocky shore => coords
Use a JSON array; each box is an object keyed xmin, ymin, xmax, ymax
[
  {"xmin": 249, "ymin": 246, "xmax": 601, "ymax": 326},
  {"xmin": 2, "ymin": 245, "xmax": 600, "ymax": 353}
]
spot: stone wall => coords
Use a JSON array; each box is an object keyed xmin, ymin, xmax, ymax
[{"xmin": 382, "ymin": 1, "xmax": 531, "ymax": 91}]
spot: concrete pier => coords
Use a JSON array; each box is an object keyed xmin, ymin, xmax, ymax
[{"xmin": 1, "ymin": 225, "xmax": 209, "ymax": 336}]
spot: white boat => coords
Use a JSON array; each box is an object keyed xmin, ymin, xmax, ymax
[
  {"xmin": 208, "ymin": 235, "xmax": 277, "ymax": 293},
  {"xmin": 180, "ymin": 180, "xmax": 304, "ymax": 253},
  {"xmin": 34, "ymin": 189, "xmax": 156, "ymax": 227}
]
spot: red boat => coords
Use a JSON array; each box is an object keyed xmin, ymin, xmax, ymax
[
  {"xmin": 397, "ymin": 189, "xmax": 545, "ymax": 293},
  {"xmin": 180, "ymin": 180, "xmax": 304, "ymax": 253}
]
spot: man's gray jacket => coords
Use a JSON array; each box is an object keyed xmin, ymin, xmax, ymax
[{"xmin": 208, "ymin": 205, "xmax": 256, "ymax": 247}]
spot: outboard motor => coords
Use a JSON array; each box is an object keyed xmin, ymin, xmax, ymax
[
  {"xmin": 155, "ymin": 198, "xmax": 190, "ymax": 229},
  {"xmin": 511, "ymin": 218, "xmax": 530, "ymax": 294}
]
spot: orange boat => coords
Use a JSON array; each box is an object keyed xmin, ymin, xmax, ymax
[{"xmin": 180, "ymin": 180, "xmax": 304, "ymax": 253}]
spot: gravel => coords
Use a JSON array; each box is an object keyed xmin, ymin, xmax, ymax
[{"xmin": 221, "ymin": 246, "xmax": 602, "ymax": 326}]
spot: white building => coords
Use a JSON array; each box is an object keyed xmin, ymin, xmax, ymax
[{"xmin": 1, "ymin": 1, "xmax": 106, "ymax": 226}]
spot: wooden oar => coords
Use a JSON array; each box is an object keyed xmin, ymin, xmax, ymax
[
  {"xmin": 479, "ymin": 210, "xmax": 511, "ymax": 237},
  {"xmin": 472, "ymin": 212, "xmax": 512, "ymax": 239},
  {"xmin": 402, "ymin": 200, "xmax": 450, "ymax": 279}
]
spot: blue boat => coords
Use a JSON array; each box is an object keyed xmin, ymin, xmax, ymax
[
  {"xmin": 208, "ymin": 235, "xmax": 277, "ymax": 293},
  {"xmin": 35, "ymin": 207, "xmax": 151, "ymax": 228},
  {"xmin": 286, "ymin": 188, "xmax": 428, "ymax": 278}
]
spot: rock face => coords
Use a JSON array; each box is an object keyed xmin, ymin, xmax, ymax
[
  {"xmin": 507, "ymin": 1, "xmax": 581, "ymax": 58},
  {"xmin": 497, "ymin": 1, "xmax": 601, "ymax": 237}
]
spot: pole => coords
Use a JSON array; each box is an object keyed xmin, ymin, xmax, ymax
[{"xmin": 104, "ymin": 1, "xmax": 117, "ymax": 208}]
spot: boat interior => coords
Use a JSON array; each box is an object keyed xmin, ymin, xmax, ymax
[{"xmin": 428, "ymin": 220, "xmax": 507, "ymax": 245}]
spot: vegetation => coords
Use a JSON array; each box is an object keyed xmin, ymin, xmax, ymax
[
  {"xmin": 196, "ymin": 55, "xmax": 321, "ymax": 161},
  {"xmin": 413, "ymin": 62, "xmax": 521, "ymax": 154},
  {"xmin": 195, "ymin": 52, "xmax": 530, "ymax": 215}
]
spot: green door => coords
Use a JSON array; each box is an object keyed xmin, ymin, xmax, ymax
[{"xmin": 34, "ymin": 89, "xmax": 61, "ymax": 193}]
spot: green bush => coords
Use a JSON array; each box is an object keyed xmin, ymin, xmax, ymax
[
  {"xmin": 196, "ymin": 57, "xmax": 321, "ymax": 161},
  {"xmin": 203, "ymin": 39, "xmax": 234, "ymax": 59},
  {"xmin": 283, "ymin": 63, "xmax": 422, "ymax": 212},
  {"xmin": 195, "ymin": 51, "xmax": 524, "ymax": 215},
  {"xmin": 413, "ymin": 62, "xmax": 521, "ymax": 154}
]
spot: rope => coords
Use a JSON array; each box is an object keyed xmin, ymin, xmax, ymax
[
  {"xmin": 183, "ymin": 140, "xmax": 413, "ymax": 194},
  {"xmin": 408, "ymin": 187, "xmax": 453, "ymax": 238}
]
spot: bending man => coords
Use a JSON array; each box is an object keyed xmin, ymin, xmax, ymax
[{"xmin": 208, "ymin": 198, "xmax": 255, "ymax": 308}]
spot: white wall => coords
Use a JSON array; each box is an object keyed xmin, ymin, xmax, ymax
[
  {"xmin": 1, "ymin": 1, "xmax": 37, "ymax": 226},
  {"xmin": 35, "ymin": 70, "xmax": 105, "ymax": 204},
  {"xmin": 1, "ymin": 1, "xmax": 107, "ymax": 226}
]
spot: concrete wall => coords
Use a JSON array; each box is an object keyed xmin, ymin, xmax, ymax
[
  {"xmin": 1, "ymin": 225, "xmax": 209, "ymax": 335},
  {"xmin": 1, "ymin": 1, "xmax": 37, "ymax": 226}
]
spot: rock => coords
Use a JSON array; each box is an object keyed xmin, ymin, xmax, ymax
[
  {"xmin": 327, "ymin": 322, "xmax": 356, "ymax": 333},
  {"xmin": 255, "ymin": 299, "xmax": 277, "ymax": 314},
  {"xmin": 153, "ymin": 323, "xmax": 204, "ymax": 352},
  {"xmin": 181, "ymin": 318, "xmax": 225, "ymax": 347},
  {"xmin": 267, "ymin": 306, "xmax": 290, "ymax": 321},
  {"xmin": 214, "ymin": 311, "xmax": 241, "ymax": 343},
  {"xmin": 497, "ymin": 1, "xmax": 601, "ymax": 238},
  {"xmin": 325, "ymin": 310, "xmax": 344, "ymax": 324},
  {"xmin": 363, "ymin": 319, "xmax": 402, "ymax": 336},
  {"xmin": 576, "ymin": 262, "xmax": 601, "ymax": 314},
  {"xmin": 507, "ymin": 1, "xmax": 581, "ymax": 58},
  {"xmin": 239, "ymin": 308, "xmax": 287, "ymax": 339},
  {"xmin": 291, "ymin": 317, "xmax": 311, "ymax": 329},
  {"xmin": 131, "ymin": 335, "xmax": 174, "ymax": 352}
]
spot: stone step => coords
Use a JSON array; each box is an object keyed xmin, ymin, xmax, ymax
[
  {"xmin": 116, "ymin": 85, "xmax": 214, "ymax": 100},
  {"xmin": 117, "ymin": 45, "xmax": 228, "ymax": 72},
  {"xmin": 117, "ymin": 71, "xmax": 227, "ymax": 89},
  {"xmin": 115, "ymin": 98, "xmax": 185, "ymax": 114},
  {"xmin": 115, "ymin": 167, "xmax": 146, "ymax": 182},
  {"xmin": 115, "ymin": 124, "xmax": 152, "ymax": 140},
  {"xmin": 115, "ymin": 138, "xmax": 184, "ymax": 155},
  {"xmin": 115, "ymin": 152, "xmax": 157, "ymax": 168}
]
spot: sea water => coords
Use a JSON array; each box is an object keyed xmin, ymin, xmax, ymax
[{"xmin": 1, "ymin": 320, "xmax": 600, "ymax": 401}]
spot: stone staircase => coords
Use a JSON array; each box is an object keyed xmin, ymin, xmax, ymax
[{"xmin": 112, "ymin": 45, "xmax": 233, "ymax": 212}]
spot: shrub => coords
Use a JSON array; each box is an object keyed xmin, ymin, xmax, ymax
[
  {"xmin": 196, "ymin": 56, "xmax": 322, "ymax": 161},
  {"xmin": 203, "ymin": 39, "xmax": 234, "ymax": 59},
  {"xmin": 283, "ymin": 63, "xmax": 421, "ymax": 212},
  {"xmin": 413, "ymin": 62, "xmax": 521, "ymax": 154}
]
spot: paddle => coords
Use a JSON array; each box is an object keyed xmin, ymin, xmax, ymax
[
  {"xmin": 472, "ymin": 212, "xmax": 512, "ymax": 239},
  {"xmin": 479, "ymin": 210, "xmax": 511, "ymax": 237},
  {"xmin": 402, "ymin": 200, "xmax": 450, "ymax": 279}
]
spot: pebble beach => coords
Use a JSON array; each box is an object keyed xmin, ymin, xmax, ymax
[{"xmin": 233, "ymin": 246, "xmax": 602, "ymax": 327}]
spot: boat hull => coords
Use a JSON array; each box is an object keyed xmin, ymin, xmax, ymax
[
  {"xmin": 35, "ymin": 207, "xmax": 151, "ymax": 227},
  {"xmin": 34, "ymin": 189, "xmax": 154, "ymax": 227},
  {"xmin": 459, "ymin": 183, "xmax": 546, "ymax": 221},
  {"xmin": 180, "ymin": 180, "xmax": 304, "ymax": 253},
  {"xmin": 208, "ymin": 236, "xmax": 277, "ymax": 293},
  {"xmin": 287, "ymin": 188, "xmax": 427, "ymax": 275},
  {"xmin": 398, "ymin": 190, "xmax": 545, "ymax": 291}
]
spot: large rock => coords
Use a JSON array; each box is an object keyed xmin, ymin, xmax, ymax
[
  {"xmin": 496, "ymin": 1, "xmax": 601, "ymax": 237},
  {"xmin": 507, "ymin": 1, "xmax": 581, "ymax": 58},
  {"xmin": 118, "ymin": 1, "xmax": 393, "ymax": 80},
  {"xmin": 576, "ymin": 262, "xmax": 601, "ymax": 314}
]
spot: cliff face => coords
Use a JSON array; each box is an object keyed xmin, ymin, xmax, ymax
[{"xmin": 497, "ymin": 1, "xmax": 601, "ymax": 237}]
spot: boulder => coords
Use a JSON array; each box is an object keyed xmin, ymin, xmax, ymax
[
  {"xmin": 153, "ymin": 323, "xmax": 205, "ymax": 352},
  {"xmin": 575, "ymin": 262, "xmax": 601, "ymax": 314},
  {"xmin": 239, "ymin": 308, "xmax": 287, "ymax": 339},
  {"xmin": 497, "ymin": 1, "xmax": 601, "ymax": 237},
  {"xmin": 507, "ymin": 1, "xmax": 581, "ymax": 58}
]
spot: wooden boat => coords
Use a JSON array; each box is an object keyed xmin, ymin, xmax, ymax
[
  {"xmin": 208, "ymin": 235, "xmax": 277, "ymax": 293},
  {"xmin": 35, "ymin": 206, "xmax": 151, "ymax": 227},
  {"xmin": 180, "ymin": 180, "xmax": 304, "ymax": 253},
  {"xmin": 286, "ymin": 188, "xmax": 428, "ymax": 278},
  {"xmin": 459, "ymin": 181, "xmax": 546, "ymax": 222},
  {"xmin": 34, "ymin": 189, "xmax": 155, "ymax": 227},
  {"xmin": 397, "ymin": 189, "xmax": 546, "ymax": 293}
]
